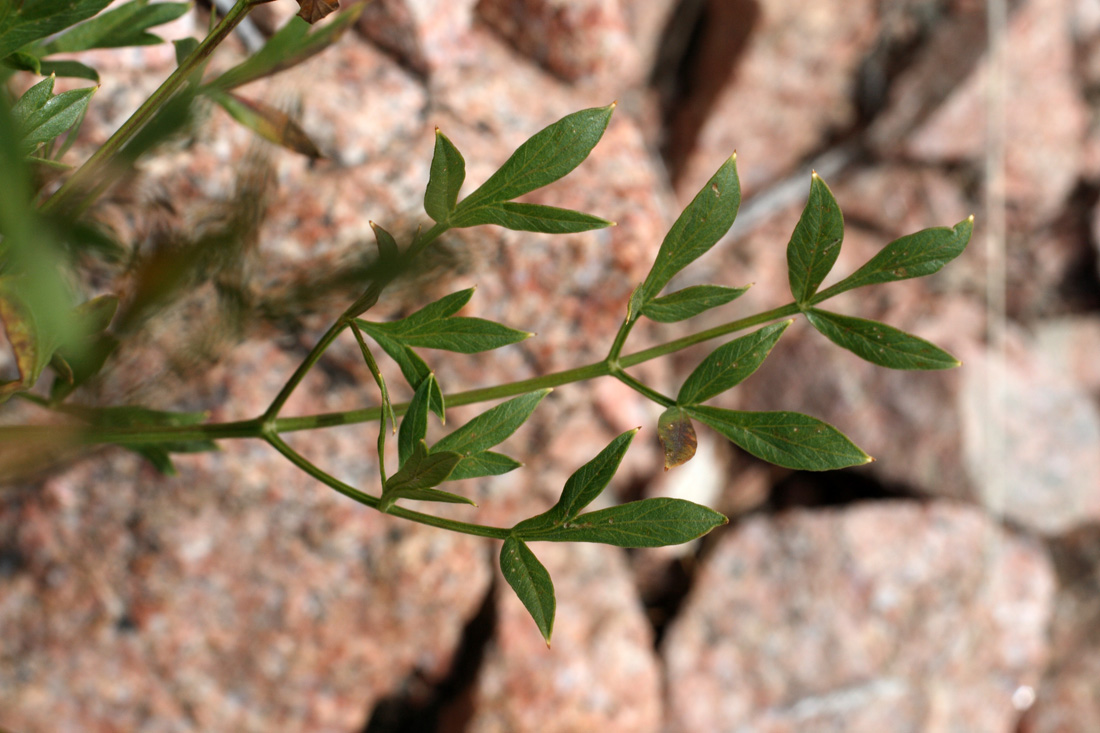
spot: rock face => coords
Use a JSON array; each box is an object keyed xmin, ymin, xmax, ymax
[
  {"xmin": 0, "ymin": 351, "xmax": 493, "ymax": 730},
  {"xmin": 663, "ymin": 502, "xmax": 1056, "ymax": 733},
  {"xmin": 669, "ymin": 0, "xmax": 881, "ymax": 197},
  {"xmin": 461, "ymin": 542, "xmax": 663, "ymax": 733},
  {"xmin": 3, "ymin": 0, "xmax": 1097, "ymax": 729}
]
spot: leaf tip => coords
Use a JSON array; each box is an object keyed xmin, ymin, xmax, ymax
[
  {"xmin": 967, "ymin": 214, "xmax": 975, "ymax": 223},
  {"xmin": 811, "ymin": 169, "xmax": 819, "ymax": 179}
]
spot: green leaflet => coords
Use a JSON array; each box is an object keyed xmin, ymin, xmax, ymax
[
  {"xmin": 398, "ymin": 374, "xmax": 434, "ymax": 467},
  {"xmin": 688, "ymin": 405, "xmax": 871, "ymax": 471},
  {"xmin": 370, "ymin": 221, "xmax": 400, "ymax": 262},
  {"xmin": 454, "ymin": 104, "xmax": 615, "ymax": 213},
  {"xmin": 500, "ymin": 537, "xmax": 555, "ymax": 645},
  {"xmin": 208, "ymin": 90, "xmax": 322, "ymax": 159},
  {"xmin": 359, "ymin": 326, "xmax": 444, "ymax": 419},
  {"xmin": 639, "ymin": 154, "xmax": 740, "ymax": 302},
  {"xmin": 377, "ymin": 317, "xmax": 530, "ymax": 353},
  {"xmin": 357, "ymin": 289, "xmax": 530, "ymax": 354},
  {"xmin": 424, "ymin": 128, "xmax": 466, "ymax": 223},
  {"xmin": 12, "ymin": 75, "xmax": 96, "ymax": 155},
  {"xmin": 657, "ymin": 407, "xmax": 696, "ymax": 470},
  {"xmin": 447, "ymin": 451, "xmax": 523, "ymax": 480},
  {"xmin": 450, "ymin": 202, "xmax": 612, "ymax": 234},
  {"xmin": 3, "ymin": 49, "xmax": 40, "ymax": 72},
  {"xmin": 0, "ymin": 0, "xmax": 113, "ymax": 60},
  {"xmin": 432, "ymin": 390, "xmax": 549, "ymax": 457},
  {"xmin": 677, "ymin": 321, "xmax": 791, "ymax": 406},
  {"xmin": 0, "ymin": 96, "xmax": 77, "ymax": 403},
  {"xmin": 805, "ymin": 308, "xmax": 959, "ymax": 370},
  {"xmin": 513, "ymin": 429, "xmax": 637, "ymax": 533},
  {"xmin": 383, "ymin": 440, "xmax": 466, "ymax": 504},
  {"xmin": 37, "ymin": 59, "xmax": 98, "ymax": 81},
  {"xmin": 523, "ymin": 498, "xmax": 727, "ymax": 548},
  {"xmin": 49, "ymin": 294, "xmax": 119, "ymax": 401},
  {"xmin": 209, "ymin": 6, "xmax": 364, "ymax": 90},
  {"xmin": 39, "ymin": 0, "xmax": 188, "ymax": 54},
  {"xmin": 641, "ymin": 284, "xmax": 750, "ymax": 323},
  {"xmin": 787, "ymin": 172, "xmax": 843, "ymax": 304},
  {"xmin": 815, "ymin": 217, "xmax": 974, "ymax": 300},
  {"xmin": 0, "ymin": 276, "xmax": 67, "ymax": 403}
]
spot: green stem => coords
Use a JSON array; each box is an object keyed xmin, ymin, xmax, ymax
[
  {"xmin": 0, "ymin": 302, "xmax": 802, "ymax": 445},
  {"xmin": 40, "ymin": 0, "xmax": 260, "ymax": 217},
  {"xmin": 264, "ymin": 221, "xmax": 454, "ymax": 423},
  {"xmin": 612, "ymin": 369, "xmax": 674, "ymax": 407},
  {"xmin": 263, "ymin": 319, "xmax": 346, "ymax": 423},
  {"xmin": 266, "ymin": 432, "xmax": 510, "ymax": 539}
]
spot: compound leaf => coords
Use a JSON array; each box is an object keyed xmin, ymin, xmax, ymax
[
  {"xmin": 641, "ymin": 284, "xmax": 750, "ymax": 323},
  {"xmin": 523, "ymin": 498, "xmax": 727, "ymax": 548},
  {"xmin": 0, "ymin": 0, "xmax": 113, "ymax": 60},
  {"xmin": 210, "ymin": 6, "xmax": 363, "ymax": 90},
  {"xmin": 12, "ymin": 76, "xmax": 95, "ymax": 155},
  {"xmin": 805, "ymin": 308, "xmax": 959, "ymax": 370},
  {"xmin": 688, "ymin": 406, "xmax": 871, "ymax": 471},
  {"xmin": 514, "ymin": 429, "xmax": 637, "ymax": 533},
  {"xmin": 454, "ymin": 104, "xmax": 614, "ymax": 211},
  {"xmin": 657, "ymin": 407, "xmax": 697, "ymax": 470},
  {"xmin": 451, "ymin": 202, "xmax": 612, "ymax": 234},
  {"xmin": 432, "ymin": 390, "xmax": 549, "ymax": 457},
  {"xmin": 677, "ymin": 321, "xmax": 791, "ymax": 406},
  {"xmin": 640, "ymin": 154, "xmax": 740, "ymax": 302},
  {"xmin": 500, "ymin": 537, "xmax": 555, "ymax": 645},
  {"xmin": 424, "ymin": 128, "xmax": 466, "ymax": 223},
  {"xmin": 787, "ymin": 172, "xmax": 843, "ymax": 304},
  {"xmin": 40, "ymin": 0, "xmax": 188, "ymax": 54},
  {"xmin": 817, "ymin": 217, "xmax": 974, "ymax": 300}
]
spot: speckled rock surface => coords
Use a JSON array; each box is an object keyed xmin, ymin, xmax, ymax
[
  {"xmin": 3, "ymin": 0, "xmax": 1097, "ymax": 729},
  {"xmin": 460, "ymin": 542, "xmax": 662, "ymax": 733},
  {"xmin": 0, "ymin": 343, "xmax": 492, "ymax": 732},
  {"xmin": 663, "ymin": 502, "xmax": 1056, "ymax": 733},
  {"xmin": 670, "ymin": 0, "xmax": 881, "ymax": 198}
]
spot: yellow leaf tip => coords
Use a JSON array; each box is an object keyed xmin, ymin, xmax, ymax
[{"xmin": 967, "ymin": 214, "xmax": 975, "ymax": 222}]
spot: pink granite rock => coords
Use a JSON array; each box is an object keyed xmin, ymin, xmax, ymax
[
  {"xmin": 1019, "ymin": 524, "xmax": 1100, "ymax": 732},
  {"xmin": 959, "ymin": 329, "xmax": 1100, "ymax": 535},
  {"xmin": 475, "ymin": 0, "xmax": 644, "ymax": 87},
  {"xmin": 356, "ymin": 0, "xmax": 479, "ymax": 75},
  {"xmin": 461, "ymin": 541, "xmax": 663, "ymax": 733},
  {"xmin": 663, "ymin": 502, "xmax": 1055, "ymax": 733},
  {"xmin": 902, "ymin": 0, "xmax": 1087, "ymax": 225},
  {"xmin": 0, "ymin": 344, "xmax": 493, "ymax": 731},
  {"xmin": 671, "ymin": 0, "xmax": 881, "ymax": 199}
]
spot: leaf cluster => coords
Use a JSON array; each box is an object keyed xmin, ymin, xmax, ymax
[{"xmin": 0, "ymin": 4, "xmax": 974, "ymax": 646}]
